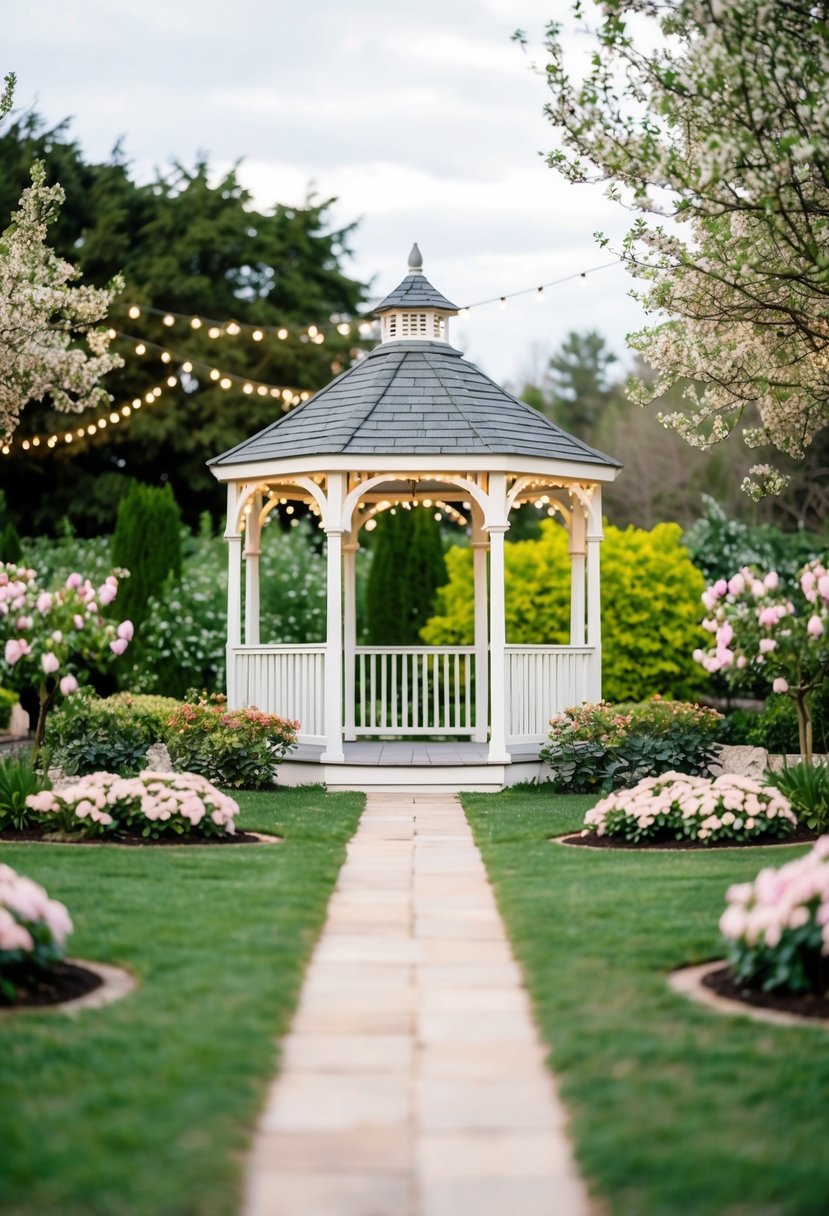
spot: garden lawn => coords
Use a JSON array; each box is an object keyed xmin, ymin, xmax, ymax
[
  {"xmin": 0, "ymin": 786, "xmax": 364, "ymax": 1216},
  {"xmin": 462, "ymin": 787, "xmax": 829, "ymax": 1216}
]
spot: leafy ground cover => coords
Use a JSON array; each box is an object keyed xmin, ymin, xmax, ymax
[
  {"xmin": 461, "ymin": 787, "xmax": 829, "ymax": 1216},
  {"xmin": 0, "ymin": 786, "xmax": 363, "ymax": 1216}
]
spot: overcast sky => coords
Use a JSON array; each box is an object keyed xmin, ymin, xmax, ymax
[{"xmin": 6, "ymin": 0, "xmax": 646, "ymax": 387}]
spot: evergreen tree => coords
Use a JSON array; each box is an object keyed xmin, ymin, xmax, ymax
[
  {"xmin": 366, "ymin": 508, "xmax": 447, "ymax": 645},
  {"xmin": 111, "ymin": 482, "xmax": 182, "ymax": 627},
  {"xmin": 0, "ymin": 113, "xmax": 368, "ymax": 533}
]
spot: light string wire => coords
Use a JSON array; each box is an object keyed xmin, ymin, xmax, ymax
[
  {"xmin": 3, "ymin": 260, "xmax": 621, "ymax": 457},
  {"xmin": 114, "ymin": 259, "xmax": 622, "ymax": 339}
]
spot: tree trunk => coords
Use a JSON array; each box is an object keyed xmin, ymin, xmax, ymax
[
  {"xmin": 794, "ymin": 691, "xmax": 813, "ymax": 766},
  {"xmin": 33, "ymin": 682, "xmax": 55, "ymax": 757}
]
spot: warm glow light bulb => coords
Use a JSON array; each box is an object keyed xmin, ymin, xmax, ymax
[
  {"xmin": 190, "ymin": 317, "xmax": 202, "ymax": 329},
  {"xmin": 208, "ymin": 326, "xmax": 221, "ymax": 339},
  {"xmin": 163, "ymin": 314, "xmax": 175, "ymax": 326},
  {"xmin": 220, "ymin": 377, "xmax": 232, "ymax": 389},
  {"xmin": 277, "ymin": 328, "xmax": 288, "ymax": 340},
  {"xmin": 135, "ymin": 343, "xmax": 146, "ymax": 355},
  {"xmin": 252, "ymin": 330, "xmax": 263, "ymax": 341},
  {"xmin": 128, "ymin": 305, "xmax": 141, "ymax": 319}
]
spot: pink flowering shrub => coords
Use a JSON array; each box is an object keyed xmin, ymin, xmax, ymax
[
  {"xmin": 25, "ymin": 770, "xmax": 240, "ymax": 841},
  {"xmin": 583, "ymin": 772, "xmax": 797, "ymax": 845},
  {"xmin": 695, "ymin": 558, "xmax": 829, "ymax": 762},
  {"xmin": 720, "ymin": 837, "xmax": 829, "ymax": 995},
  {"xmin": 0, "ymin": 862, "xmax": 73, "ymax": 1000},
  {"xmin": 0, "ymin": 561, "xmax": 134, "ymax": 750},
  {"xmin": 166, "ymin": 694, "xmax": 298, "ymax": 789}
]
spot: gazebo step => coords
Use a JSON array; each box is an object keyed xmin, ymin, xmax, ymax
[{"xmin": 277, "ymin": 743, "xmax": 546, "ymax": 793}]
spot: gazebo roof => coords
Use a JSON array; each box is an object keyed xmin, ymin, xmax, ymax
[{"xmin": 209, "ymin": 251, "xmax": 621, "ymax": 471}]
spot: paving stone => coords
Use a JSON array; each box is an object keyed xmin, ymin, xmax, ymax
[
  {"xmin": 245, "ymin": 1169, "xmax": 412, "ymax": 1216},
  {"xmin": 261, "ymin": 1071, "xmax": 410, "ymax": 1133},
  {"xmin": 280, "ymin": 1033, "xmax": 413, "ymax": 1074},
  {"xmin": 250, "ymin": 1126, "xmax": 411, "ymax": 1173}
]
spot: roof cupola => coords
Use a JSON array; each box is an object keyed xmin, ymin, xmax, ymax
[{"xmin": 374, "ymin": 243, "xmax": 459, "ymax": 344}]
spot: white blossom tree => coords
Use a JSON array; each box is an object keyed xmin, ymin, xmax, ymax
[
  {"xmin": 0, "ymin": 73, "xmax": 123, "ymax": 440},
  {"xmin": 528, "ymin": 1, "xmax": 829, "ymax": 496}
]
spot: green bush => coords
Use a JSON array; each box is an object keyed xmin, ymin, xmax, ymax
[
  {"xmin": 684, "ymin": 496, "xmax": 820, "ymax": 593},
  {"xmin": 539, "ymin": 698, "xmax": 723, "ymax": 793},
  {"xmin": 49, "ymin": 690, "xmax": 180, "ymax": 777},
  {"xmin": 0, "ymin": 751, "xmax": 52, "ymax": 831},
  {"xmin": 0, "ymin": 688, "xmax": 18, "ymax": 731},
  {"xmin": 165, "ymin": 694, "xmax": 297, "ymax": 789},
  {"xmin": 424, "ymin": 519, "xmax": 707, "ymax": 702},
  {"xmin": 112, "ymin": 482, "xmax": 183, "ymax": 627},
  {"xmin": 765, "ymin": 761, "xmax": 829, "ymax": 833},
  {"xmin": 366, "ymin": 508, "xmax": 446, "ymax": 644}
]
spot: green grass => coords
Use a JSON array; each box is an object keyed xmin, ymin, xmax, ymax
[
  {"xmin": 0, "ymin": 785, "xmax": 364, "ymax": 1216},
  {"xmin": 461, "ymin": 787, "xmax": 829, "ymax": 1216}
]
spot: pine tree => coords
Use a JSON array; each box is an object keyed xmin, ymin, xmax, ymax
[{"xmin": 111, "ymin": 482, "xmax": 182, "ymax": 626}]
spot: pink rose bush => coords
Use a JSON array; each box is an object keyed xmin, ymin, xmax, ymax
[
  {"xmin": 0, "ymin": 561, "xmax": 134, "ymax": 750},
  {"xmin": 695, "ymin": 558, "xmax": 829, "ymax": 763},
  {"xmin": 26, "ymin": 770, "xmax": 240, "ymax": 841},
  {"xmin": 720, "ymin": 836, "xmax": 829, "ymax": 995},
  {"xmin": 583, "ymin": 772, "xmax": 797, "ymax": 845},
  {"xmin": 0, "ymin": 863, "xmax": 73, "ymax": 999}
]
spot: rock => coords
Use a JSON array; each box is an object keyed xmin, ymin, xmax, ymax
[
  {"xmin": 8, "ymin": 702, "xmax": 30, "ymax": 737},
  {"xmin": 711, "ymin": 744, "xmax": 769, "ymax": 778},
  {"xmin": 145, "ymin": 741, "xmax": 173, "ymax": 773}
]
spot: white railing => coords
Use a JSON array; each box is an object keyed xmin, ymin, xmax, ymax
[
  {"xmin": 230, "ymin": 645, "xmax": 326, "ymax": 744},
  {"xmin": 351, "ymin": 647, "xmax": 476, "ymax": 736},
  {"xmin": 505, "ymin": 646, "xmax": 595, "ymax": 744}
]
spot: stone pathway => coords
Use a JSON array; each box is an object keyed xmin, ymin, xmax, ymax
[{"xmin": 243, "ymin": 792, "xmax": 588, "ymax": 1216}]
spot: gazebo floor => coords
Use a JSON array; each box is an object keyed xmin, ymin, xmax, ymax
[{"xmin": 280, "ymin": 740, "xmax": 546, "ymax": 792}]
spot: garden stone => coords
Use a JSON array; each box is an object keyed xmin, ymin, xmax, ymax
[
  {"xmin": 8, "ymin": 702, "xmax": 29, "ymax": 737},
  {"xmin": 712, "ymin": 745, "xmax": 768, "ymax": 778},
  {"xmin": 145, "ymin": 741, "xmax": 174, "ymax": 772}
]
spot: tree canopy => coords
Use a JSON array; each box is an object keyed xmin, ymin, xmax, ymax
[
  {"xmin": 0, "ymin": 110, "xmax": 369, "ymax": 533},
  {"xmin": 530, "ymin": 0, "xmax": 829, "ymax": 497}
]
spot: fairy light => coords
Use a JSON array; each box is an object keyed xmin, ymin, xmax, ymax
[
  {"xmin": 163, "ymin": 314, "xmax": 175, "ymax": 327},
  {"xmin": 252, "ymin": 330, "xmax": 263, "ymax": 341},
  {"xmin": 190, "ymin": 317, "xmax": 202, "ymax": 329},
  {"xmin": 128, "ymin": 305, "xmax": 141, "ymax": 319}
]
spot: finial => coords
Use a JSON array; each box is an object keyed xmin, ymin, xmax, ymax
[{"xmin": 408, "ymin": 242, "xmax": 423, "ymax": 274}]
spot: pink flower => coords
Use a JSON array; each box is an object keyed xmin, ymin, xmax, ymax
[
  {"xmin": 736, "ymin": 655, "xmax": 747, "ymax": 668},
  {"xmin": 116, "ymin": 620, "xmax": 134, "ymax": 642},
  {"xmin": 41, "ymin": 652, "xmax": 60, "ymax": 675},
  {"xmin": 758, "ymin": 606, "xmax": 779, "ymax": 628},
  {"xmin": 818, "ymin": 574, "xmax": 829, "ymax": 601},
  {"xmin": 728, "ymin": 573, "xmax": 745, "ymax": 596},
  {"xmin": 764, "ymin": 571, "xmax": 779, "ymax": 590},
  {"xmin": 98, "ymin": 584, "xmax": 117, "ymax": 607},
  {"xmin": 759, "ymin": 638, "xmax": 777, "ymax": 654},
  {"xmin": 36, "ymin": 591, "xmax": 53, "ymax": 614},
  {"xmin": 713, "ymin": 578, "xmax": 728, "ymax": 597},
  {"xmin": 4, "ymin": 638, "xmax": 23, "ymax": 665},
  {"xmin": 73, "ymin": 614, "xmax": 84, "ymax": 630},
  {"xmin": 716, "ymin": 622, "xmax": 734, "ymax": 647},
  {"xmin": 59, "ymin": 674, "xmax": 79, "ymax": 696},
  {"xmin": 109, "ymin": 638, "xmax": 128, "ymax": 656},
  {"xmin": 65, "ymin": 572, "xmax": 82, "ymax": 589},
  {"xmin": 772, "ymin": 677, "xmax": 789, "ymax": 693},
  {"xmin": 807, "ymin": 615, "xmax": 824, "ymax": 639}
]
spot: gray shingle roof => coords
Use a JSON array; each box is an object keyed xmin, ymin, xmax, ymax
[
  {"xmin": 374, "ymin": 274, "xmax": 458, "ymax": 314},
  {"xmin": 209, "ymin": 340, "xmax": 621, "ymax": 469}
]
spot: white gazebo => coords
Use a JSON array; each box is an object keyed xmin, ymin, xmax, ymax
[{"xmin": 209, "ymin": 246, "xmax": 621, "ymax": 789}]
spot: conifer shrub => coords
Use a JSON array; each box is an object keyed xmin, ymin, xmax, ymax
[
  {"xmin": 366, "ymin": 507, "xmax": 447, "ymax": 645},
  {"xmin": 111, "ymin": 482, "xmax": 182, "ymax": 626},
  {"xmin": 423, "ymin": 519, "xmax": 706, "ymax": 702}
]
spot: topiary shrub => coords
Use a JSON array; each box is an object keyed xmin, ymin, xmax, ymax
[
  {"xmin": 540, "ymin": 698, "xmax": 723, "ymax": 793},
  {"xmin": 423, "ymin": 519, "xmax": 706, "ymax": 702},
  {"xmin": 111, "ymin": 482, "xmax": 182, "ymax": 627},
  {"xmin": 366, "ymin": 507, "xmax": 447, "ymax": 644},
  {"xmin": 49, "ymin": 689, "xmax": 180, "ymax": 777}
]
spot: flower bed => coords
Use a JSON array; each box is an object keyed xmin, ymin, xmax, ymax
[
  {"xmin": 720, "ymin": 837, "xmax": 829, "ymax": 995},
  {"xmin": 165, "ymin": 694, "xmax": 298, "ymax": 789},
  {"xmin": 26, "ymin": 771, "xmax": 240, "ymax": 841},
  {"xmin": 0, "ymin": 863, "xmax": 73, "ymax": 1001},
  {"xmin": 582, "ymin": 772, "xmax": 797, "ymax": 845}
]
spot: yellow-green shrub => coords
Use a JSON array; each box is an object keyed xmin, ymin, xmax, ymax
[{"xmin": 422, "ymin": 520, "xmax": 706, "ymax": 702}]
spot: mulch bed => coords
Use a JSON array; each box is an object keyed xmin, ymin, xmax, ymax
[
  {"xmin": 558, "ymin": 825, "xmax": 818, "ymax": 850},
  {"xmin": 702, "ymin": 964, "xmax": 829, "ymax": 1021},
  {"xmin": 0, "ymin": 828, "xmax": 277, "ymax": 847},
  {"xmin": 0, "ymin": 961, "xmax": 102, "ymax": 1009}
]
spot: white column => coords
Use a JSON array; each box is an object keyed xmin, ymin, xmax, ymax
[
  {"xmin": 487, "ymin": 472, "xmax": 510, "ymax": 764},
  {"xmin": 244, "ymin": 492, "xmax": 262, "ymax": 646},
  {"xmin": 342, "ymin": 533, "xmax": 358, "ymax": 741},
  {"xmin": 322, "ymin": 473, "xmax": 345, "ymax": 763},
  {"xmin": 471, "ymin": 512, "xmax": 489, "ymax": 744},
  {"xmin": 586, "ymin": 487, "xmax": 603, "ymax": 702},
  {"xmin": 225, "ymin": 483, "xmax": 243, "ymax": 709},
  {"xmin": 568, "ymin": 502, "xmax": 586, "ymax": 647}
]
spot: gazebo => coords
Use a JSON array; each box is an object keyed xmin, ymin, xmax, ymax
[{"xmin": 209, "ymin": 246, "xmax": 621, "ymax": 788}]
